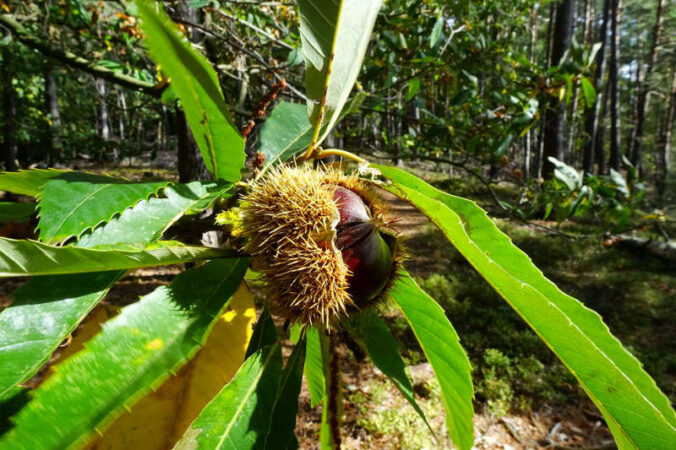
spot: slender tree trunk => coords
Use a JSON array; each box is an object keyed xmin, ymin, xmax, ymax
[
  {"xmin": 630, "ymin": 0, "xmax": 664, "ymax": 174},
  {"xmin": 542, "ymin": 0, "xmax": 576, "ymax": 179},
  {"xmin": 95, "ymin": 79, "xmax": 110, "ymax": 141},
  {"xmin": 2, "ymin": 53, "xmax": 18, "ymax": 172},
  {"xmin": 524, "ymin": 7, "xmax": 538, "ymax": 179},
  {"xmin": 596, "ymin": 81, "xmax": 609, "ymax": 174},
  {"xmin": 535, "ymin": 2, "xmax": 558, "ymax": 178},
  {"xmin": 608, "ymin": 0, "xmax": 622, "ymax": 172},
  {"xmin": 582, "ymin": 0, "xmax": 610, "ymax": 174},
  {"xmin": 657, "ymin": 71, "xmax": 676, "ymax": 200},
  {"xmin": 176, "ymin": 108, "xmax": 208, "ymax": 182},
  {"xmin": 117, "ymin": 90, "xmax": 127, "ymax": 141},
  {"xmin": 44, "ymin": 69, "xmax": 62, "ymax": 163},
  {"xmin": 175, "ymin": 0, "xmax": 209, "ymax": 182},
  {"xmin": 583, "ymin": 0, "xmax": 593, "ymax": 44},
  {"xmin": 626, "ymin": 48, "xmax": 642, "ymax": 160}
]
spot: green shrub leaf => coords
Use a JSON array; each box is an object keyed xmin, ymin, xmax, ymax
[
  {"xmin": 0, "ymin": 237, "xmax": 234, "ymax": 277},
  {"xmin": 390, "ymin": 273, "xmax": 475, "ymax": 450},
  {"xmin": 0, "ymin": 271, "xmax": 122, "ymax": 401},
  {"xmin": 0, "ymin": 258, "xmax": 248, "ymax": 450},
  {"xmin": 175, "ymin": 311, "xmax": 282, "ymax": 449},
  {"xmin": 136, "ymin": 1, "xmax": 245, "ymax": 182},
  {"xmin": 0, "ymin": 202, "xmax": 35, "ymax": 223},
  {"xmin": 258, "ymin": 101, "xmax": 313, "ymax": 170},
  {"xmin": 36, "ymin": 172, "xmax": 169, "ymax": 243},
  {"xmin": 77, "ymin": 181, "xmax": 232, "ymax": 248},
  {"xmin": 0, "ymin": 169, "xmax": 66, "ymax": 197},
  {"xmin": 345, "ymin": 309, "xmax": 435, "ymax": 438},
  {"xmin": 297, "ymin": 0, "xmax": 382, "ymax": 147},
  {"xmin": 376, "ymin": 164, "xmax": 676, "ymax": 448},
  {"xmin": 304, "ymin": 326, "xmax": 325, "ymax": 407},
  {"xmin": 264, "ymin": 337, "xmax": 305, "ymax": 449},
  {"xmin": 318, "ymin": 331, "xmax": 337, "ymax": 450}
]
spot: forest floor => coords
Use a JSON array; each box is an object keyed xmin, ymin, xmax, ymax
[{"xmin": 1, "ymin": 159, "xmax": 674, "ymax": 449}]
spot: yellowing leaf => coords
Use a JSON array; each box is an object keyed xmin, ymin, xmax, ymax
[
  {"xmin": 42, "ymin": 305, "xmax": 119, "ymax": 381},
  {"xmin": 82, "ymin": 282, "xmax": 256, "ymax": 450}
]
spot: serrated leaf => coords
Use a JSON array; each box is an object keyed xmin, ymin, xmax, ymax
[
  {"xmin": 0, "ymin": 258, "xmax": 249, "ymax": 450},
  {"xmin": 345, "ymin": 310, "xmax": 435, "ymax": 438},
  {"xmin": 298, "ymin": 0, "xmax": 382, "ymax": 148},
  {"xmin": 136, "ymin": 1, "xmax": 245, "ymax": 182},
  {"xmin": 0, "ymin": 169, "xmax": 66, "ymax": 197},
  {"xmin": 0, "ymin": 237, "xmax": 234, "ymax": 277},
  {"xmin": 0, "ymin": 182, "xmax": 226, "ymax": 398},
  {"xmin": 258, "ymin": 101, "xmax": 313, "ymax": 170},
  {"xmin": 36, "ymin": 172, "xmax": 169, "ymax": 243},
  {"xmin": 389, "ymin": 274, "xmax": 474, "ymax": 450},
  {"xmin": 0, "ymin": 271, "xmax": 122, "ymax": 401},
  {"xmin": 0, "ymin": 202, "xmax": 35, "ymax": 223},
  {"xmin": 264, "ymin": 336, "xmax": 306, "ymax": 449},
  {"xmin": 175, "ymin": 312, "xmax": 282, "ymax": 449},
  {"xmin": 82, "ymin": 282, "xmax": 256, "ymax": 449},
  {"xmin": 375, "ymin": 164, "xmax": 676, "ymax": 448},
  {"xmin": 77, "ymin": 181, "xmax": 232, "ymax": 249},
  {"xmin": 304, "ymin": 326, "xmax": 325, "ymax": 407}
]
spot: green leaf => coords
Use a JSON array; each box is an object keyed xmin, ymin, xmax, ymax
[
  {"xmin": 36, "ymin": 172, "xmax": 169, "ymax": 243},
  {"xmin": 0, "ymin": 237, "xmax": 234, "ymax": 277},
  {"xmin": 317, "ymin": 332, "xmax": 337, "ymax": 450},
  {"xmin": 494, "ymin": 134, "xmax": 513, "ymax": 158},
  {"xmin": 430, "ymin": 15, "xmax": 444, "ymax": 48},
  {"xmin": 0, "ymin": 258, "xmax": 249, "ymax": 450},
  {"xmin": 0, "ymin": 202, "xmax": 35, "ymax": 223},
  {"xmin": 0, "ymin": 169, "xmax": 65, "ymax": 197},
  {"xmin": 297, "ymin": 0, "xmax": 382, "ymax": 147},
  {"xmin": 136, "ymin": 1, "xmax": 245, "ymax": 182},
  {"xmin": 0, "ymin": 182, "xmax": 225, "ymax": 397},
  {"xmin": 258, "ymin": 101, "xmax": 313, "ymax": 170},
  {"xmin": 345, "ymin": 310, "xmax": 435, "ymax": 437},
  {"xmin": 77, "ymin": 182, "xmax": 232, "ymax": 249},
  {"xmin": 0, "ymin": 271, "xmax": 122, "ymax": 401},
  {"xmin": 407, "ymin": 77, "xmax": 421, "ymax": 101},
  {"xmin": 264, "ymin": 336, "xmax": 305, "ymax": 450},
  {"xmin": 304, "ymin": 326, "xmax": 325, "ymax": 407},
  {"xmin": 580, "ymin": 77, "xmax": 596, "ymax": 108},
  {"xmin": 376, "ymin": 164, "xmax": 676, "ymax": 448},
  {"xmin": 389, "ymin": 273, "xmax": 474, "ymax": 450},
  {"xmin": 175, "ymin": 311, "xmax": 282, "ymax": 450}
]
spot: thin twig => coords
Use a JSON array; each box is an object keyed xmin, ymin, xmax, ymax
[{"xmin": 216, "ymin": 10, "xmax": 294, "ymax": 50}]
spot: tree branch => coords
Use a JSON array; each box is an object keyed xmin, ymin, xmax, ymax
[{"xmin": 0, "ymin": 14, "xmax": 165, "ymax": 97}]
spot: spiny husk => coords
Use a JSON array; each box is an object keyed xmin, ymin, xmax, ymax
[{"xmin": 239, "ymin": 165, "xmax": 397, "ymax": 328}]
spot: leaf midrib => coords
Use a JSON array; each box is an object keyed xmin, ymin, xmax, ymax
[{"xmin": 215, "ymin": 342, "xmax": 280, "ymax": 450}]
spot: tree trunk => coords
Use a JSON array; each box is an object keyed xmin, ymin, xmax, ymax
[
  {"xmin": 657, "ymin": 70, "xmax": 675, "ymax": 200},
  {"xmin": 608, "ymin": 0, "xmax": 622, "ymax": 172},
  {"xmin": 95, "ymin": 79, "xmax": 110, "ymax": 141},
  {"xmin": 524, "ymin": 7, "xmax": 538, "ymax": 179},
  {"xmin": 44, "ymin": 69, "xmax": 62, "ymax": 163},
  {"xmin": 176, "ymin": 108, "xmax": 208, "ymax": 183},
  {"xmin": 116, "ymin": 89, "xmax": 127, "ymax": 141},
  {"xmin": 630, "ymin": 0, "xmax": 664, "ymax": 174},
  {"xmin": 596, "ymin": 81, "xmax": 610, "ymax": 174},
  {"xmin": 175, "ymin": 0, "xmax": 209, "ymax": 182},
  {"xmin": 542, "ymin": 0, "xmax": 576, "ymax": 179},
  {"xmin": 2, "ymin": 51, "xmax": 18, "ymax": 172},
  {"xmin": 535, "ymin": 2, "xmax": 558, "ymax": 178},
  {"xmin": 582, "ymin": 0, "xmax": 610, "ymax": 175}
]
